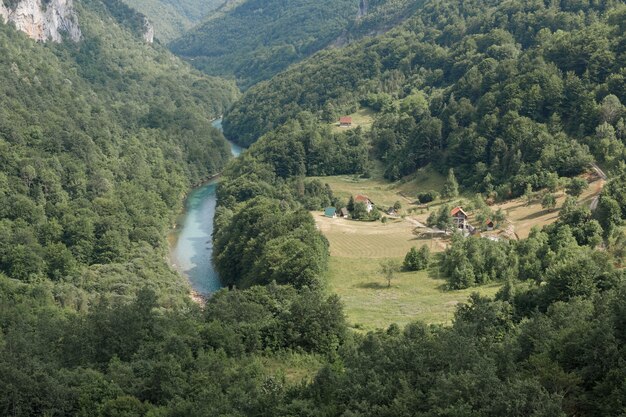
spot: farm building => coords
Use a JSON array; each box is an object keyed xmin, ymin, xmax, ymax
[
  {"xmin": 450, "ymin": 206, "xmax": 469, "ymax": 230},
  {"xmin": 355, "ymin": 195, "xmax": 374, "ymax": 213},
  {"xmin": 339, "ymin": 207, "xmax": 349, "ymax": 218},
  {"xmin": 339, "ymin": 116, "xmax": 352, "ymax": 127},
  {"xmin": 324, "ymin": 207, "xmax": 337, "ymax": 218}
]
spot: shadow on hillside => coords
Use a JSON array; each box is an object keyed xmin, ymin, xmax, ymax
[
  {"xmin": 519, "ymin": 209, "xmax": 556, "ymax": 221},
  {"xmin": 355, "ymin": 281, "xmax": 388, "ymax": 289}
]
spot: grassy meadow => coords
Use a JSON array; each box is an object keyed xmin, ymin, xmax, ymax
[
  {"xmin": 325, "ymin": 257, "xmax": 500, "ymax": 331},
  {"xmin": 312, "ymin": 166, "xmax": 604, "ymax": 330}
]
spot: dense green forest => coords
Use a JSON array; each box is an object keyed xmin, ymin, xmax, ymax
[
  {"xmin": 120, "ymin": 0, "xmax": 224, "ymax": 42},
  {"xmin": 168, "ymin": 0, "xmax": 425, "ymax": 89},
  {"xmin": 224, "ymin": 0, "xmax": 626, "ymax": 197},
  {"xmin": 168, "ymin": 0, "xmax": 360, "ymax": 89},
  {"xmin": 0, "ymin": 0, "xmax": 239, "ymax": 304},
  {"xmin": 4, "ymin": 0, "xmax": 626, "ymax": 415}
]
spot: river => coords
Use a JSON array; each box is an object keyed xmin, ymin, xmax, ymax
[{"xmin": 170, "ymin": 119, "xmax": 242, "ymax": 294}]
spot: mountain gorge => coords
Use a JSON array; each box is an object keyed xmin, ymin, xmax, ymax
[
  {"xmin": 120, "ymin": 0, "xmax": 224, "ymax": 42},
  {"xmin": 3, "ymin": 0, "xmax": 626, "ymax": 416},
  {"xmin": 0, "ymin": 0, "xmax": 239, "ymax": 303},
  {"xmin": 169, "ymin": 0, "xmax": 421, "ymax": 89}
]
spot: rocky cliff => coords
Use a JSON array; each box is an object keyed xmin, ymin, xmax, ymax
[
  {"xmin": 142, "ymin": 16, "xmax": 153, "ymax": 43},
  {"xmin": 0, "ymin": 0, "xmax": 81, "ymax": 42}
]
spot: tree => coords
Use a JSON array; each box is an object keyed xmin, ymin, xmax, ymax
[
  {"xmin": 403, "ymin": 246, "xmax": 429, "ymax": 271},
  {"xmin": 492, "ymin": 208, "xmax": 506, "ymax": 226},
  {"xmin": 542, "ymin": 193, "xmax": 557, "ymax": 211},
  {"xmin": 347, "ymin": 195, "xmax": 355, "ymax": 212},
  {"xmin": 595, "ymin": 195, "xmax": 622, "ymax": 236},
  {"xmin": 380, "ymin": 259, "xmax": 401, "ymax": 287},
  {"xmin": 352, "ymin": 201, "xmax": 368, "ymax": 220},
  {"xmin": 566, "ymin": 177, "xmax": 588, "ymax": 197},
  {"xmin": 524, "ymin": 183, "xmax": 534, "ymax": 206},
  {"xmin": 442, "ymin": 168, "xmax": 459, "ymax": 200}
]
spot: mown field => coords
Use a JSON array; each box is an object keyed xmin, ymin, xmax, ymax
[
  {"xmin": 311, "ymin": 164, "xmax": 446, "ymax": 210},
  {"xmin": 314, "ymin": 214, "xmax": 435, "ymax": 258}
]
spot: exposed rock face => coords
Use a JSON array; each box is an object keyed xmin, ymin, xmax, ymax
[
  {"xmin": 142, "ymin": 16, "xmax": 153, "ymax": 43},
  {"xmin": 0, "ymin": 0, "xmax": 81, "ymax": 42},
  {"xmin": 357, "ymin": 0, "xmax": 368, "ymax": 19}
]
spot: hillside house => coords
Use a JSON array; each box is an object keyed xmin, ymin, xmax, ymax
[
  {"xmin": 324, "ymin": 207, "xmax": 337, "ymax": 218},
  {"xmin": 355, "ymin": 195, "xmax": 374, "ymax": 213},
  {"xmin": 450, "ymin": 206, "xmax": 469, "ymax": 230},
  {"xmin": 339, "ymin": 116, "xmax": 352, "ymax": 127}
]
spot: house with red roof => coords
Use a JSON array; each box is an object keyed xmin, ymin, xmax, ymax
[
  {"xmin": 450, "ymin": 206, "xmax": 469, "ymax": 230},
  {"xmin": 355, "ymin": 194, "xmax": 374, "ymax": 213}
]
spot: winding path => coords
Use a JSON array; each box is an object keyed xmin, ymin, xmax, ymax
[{"xmin": 590, "ymin": 163, "xmax": 608, "ymax": 211}]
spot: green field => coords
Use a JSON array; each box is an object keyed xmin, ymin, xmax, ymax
[
  {"xmin": 327, "ymin": 257, "xmax": 501, "ymax": 331},
  {"xmin": 312, "ymin": 164, "xmax": 446, "ymax": 210}
]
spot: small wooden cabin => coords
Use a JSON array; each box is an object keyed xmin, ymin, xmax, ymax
[
  {"xmin": 339, "ymin": 116, "xmax": 352, "ymax": 127},
  {"xmin": 324, "ymin": 207, "xmax": 337, "ymax": 218}
]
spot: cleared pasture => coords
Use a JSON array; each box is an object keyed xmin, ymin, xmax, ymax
[{"xmin": 326, "ymin": 257, "xmax": 501, "ymax": 330}]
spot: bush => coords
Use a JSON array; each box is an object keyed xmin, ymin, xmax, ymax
[
  {"xmin": 403, "ymin": 246, "xmax": 430, "ymax": 271},
  {"xmin": 418, "ymin": 191, "xmax": 439, "ymax": 204}
]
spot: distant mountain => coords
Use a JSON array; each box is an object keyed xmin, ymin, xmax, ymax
[
  {"xmin": 169, "ymin": 0, "xmax": 419, "ymax": 89},
  {"xmin": 121, "ymin": 0, "xmax": 225, "ymax": 42}
]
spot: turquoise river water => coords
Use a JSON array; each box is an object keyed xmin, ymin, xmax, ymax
[{"xmin": 171, "ymin": 119, "xmax": 243, "ymax": 294}]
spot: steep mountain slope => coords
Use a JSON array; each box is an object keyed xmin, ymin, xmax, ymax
[
  {"xmin": 169, "ymin": 0, "xmax": 420, "ymax": 89},
  {"xmin": 169, "ymin": 0, "xmax": 359, "ymax": 89},
  {"xmin": 121, "ymin": 0, "xmax": 224, "ymax": 42},
  {"xmin": 224, "ymin": 0, "xmax": 626, "ymax": 194},
  {"xmin": 0, "ymin": 0, "xmax": 239, "ymax": 303}
]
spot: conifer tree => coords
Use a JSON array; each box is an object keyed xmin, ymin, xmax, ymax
[{"xmin": 442, "ymin": 168, "xmax": 459, "ymax": 200}]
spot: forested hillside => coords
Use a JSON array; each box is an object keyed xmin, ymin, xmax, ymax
[
  {"xmin": 5, "ymin": 0, "xmax": 626, "ymax": 416},
  {"xmin": 168, "ymin": 0, "xmax": 423, "ymax": 89},
  {"xmin": 168, "ymin": 0, "xmax": 359, "ymax": 88},
  {"xmin": 0, "ymin": 0, "xmax": 239, "ymax": 305},
  {"xmin": 224, "ymin": 0, "xmax": 626, "ymax": 196},
  {"xmin": 120, "ymin": 0, "xmax": 224, "ymax": 42}
]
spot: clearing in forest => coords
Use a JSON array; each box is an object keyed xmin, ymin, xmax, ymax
[
  {"xmin": 330, "ymin": 107, "xmax": 376, "ymax": 132},
  {"xmin": 327, "ymin": 257, "xmax": 500, "ymax": 330},
  {"xmin": 311, "ymin": 166, "xmax": 494, "ymax": 329},
  {"xmin": 312, "ymin": 166, "xmax": 605, "ymax": 330}
]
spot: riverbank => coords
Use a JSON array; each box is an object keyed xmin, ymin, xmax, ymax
[{"xmin": 168, "ymin": 118, "xmax": 242, "ymax": 305}]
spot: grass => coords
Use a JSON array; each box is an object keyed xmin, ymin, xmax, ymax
[
  {"xmin": 313, "ymin": 212, "xmax": 444, "ymax": 257},
  {"xmin": 312, "ymin": 164, "xmax": 446, "ymax": 211},
  {"xmin": 327, "ymin": 257, "xmax": 501, "ymax": 331},
  {"xmin": 408, "ymin": 173, "xmax": 605, "ymax": 239},
  {"xmin": 312, "ymin": 164, "xmax": 498, "ymax": 329}
]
